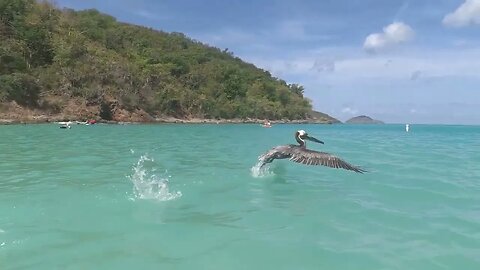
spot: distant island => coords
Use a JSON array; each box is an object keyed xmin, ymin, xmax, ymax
[
  {"xmin": 308, "ymin": 110, "xmax": 341, "ymax": 124},
  {"xmin": 346, "ymin": 115, "xmax": 384, "ymax": 124},
  {"xmin": 0, "ymin": 1, "xmax": 339, "ymax": 124}
]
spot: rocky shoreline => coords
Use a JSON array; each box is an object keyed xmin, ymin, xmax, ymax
[
  {"xmin": 0, "ymin": 116, "xmax": 339, "ymax": 125},
  {"xmin": 0, "ymin": 101, "xmax": 340, "ymax": 125}
]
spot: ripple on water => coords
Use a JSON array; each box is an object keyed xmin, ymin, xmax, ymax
[{"xmin": 2, "ymin": 124, "xmax": 480, "ymax": 269}]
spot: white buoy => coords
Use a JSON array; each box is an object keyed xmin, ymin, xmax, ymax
[{"xmin": 405, "ymin": 124, "xmax": 410, "ymax": 132}]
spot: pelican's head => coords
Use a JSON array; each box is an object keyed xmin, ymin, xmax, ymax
[{"xmin": 295, "ymin": 130, "xmax": 324, "ymax": 145}]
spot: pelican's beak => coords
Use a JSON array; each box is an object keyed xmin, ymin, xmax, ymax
[{"xmin": 306, "ymin": 135, "xmax": 324, "ymax": 144}]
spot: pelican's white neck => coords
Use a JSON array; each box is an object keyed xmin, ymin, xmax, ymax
[{"xmin": 295, "ymin": 130, "xmax": 306, "ymax": 146}]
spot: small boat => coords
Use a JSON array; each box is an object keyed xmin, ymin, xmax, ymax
[
  {"xmin": 262, "ymin": 121, "xmax": 272, "ymax": 128},
  {"xmin": 405, "ymin": 124, "xmax": 410, "ymax": 132},
  {"xmin": 58, "ymin": 121, "xmax": 72, "ymax": 129}
]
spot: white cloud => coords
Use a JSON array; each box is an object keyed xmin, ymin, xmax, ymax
[
  {"xmin": 443, "ymin": 0, "xmax": 480, "ymax": 27},
  {"xmin": 363, "ymin": 22, "xmax": 414, "ymax": 52},
  {"xmin": 341, "ymin": 107, "xmax": 358, "ymax": 115},
  {"xmin": 363, "ymin": 33, "xmax": 388, "ymax": 52},
  {"xmin": 248, "ymin": 47, "xmax": 480, "ymax": 85}
]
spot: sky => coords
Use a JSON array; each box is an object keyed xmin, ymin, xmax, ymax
[{"xmin": 54, "ymin": 0, "xmax": 480, "ymax": 124}]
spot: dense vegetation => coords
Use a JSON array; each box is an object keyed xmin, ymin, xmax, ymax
[{"xmin": 0, "ymin": 0, "xmax": 318, "ymax": 121}]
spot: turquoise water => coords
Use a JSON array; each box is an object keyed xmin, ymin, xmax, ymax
[{"xmin": 1, "ymin": 123, "xmax": 480, "ymax": 269}]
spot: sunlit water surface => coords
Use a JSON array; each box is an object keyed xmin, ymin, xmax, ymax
[{"xmin": 1, "ymin": 124, "xmax": 480, "ymax": 269}]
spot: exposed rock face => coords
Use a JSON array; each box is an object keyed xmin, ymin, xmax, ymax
[
  {"xmin": 0, "ymin": 98, "xmax": 154, "ymax": 123},
  {"xmin": 346, "ymin": 115, "xmax": 384, "ymax": 124},
  {"xmin": 308, "ymin": 110, "xmax": 341, "ymax": 124}
]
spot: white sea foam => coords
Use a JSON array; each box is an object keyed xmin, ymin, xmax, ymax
[
  {"xmin": 251, "ymin": 160, "xmax": 274, "ymax": 178},
  {"xmin": 128, "ymin": 155, "xmax": 182, "ymax": 201}
]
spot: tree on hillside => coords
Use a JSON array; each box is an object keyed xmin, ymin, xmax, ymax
[{"xmin": 0, "ymin": 1, "xmax": 315, "ymax": 120}]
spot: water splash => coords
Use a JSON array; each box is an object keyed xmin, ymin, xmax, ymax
[
  {"xmin": 251, "ymin": 160, "xmax": 274, "ymax": 178},
  {"xmin": 128, "ymin": 155, "xmax": 182, "ymax": 201}
]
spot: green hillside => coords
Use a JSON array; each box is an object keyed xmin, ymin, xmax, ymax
[{"xmin": 0, "ymin": 0, "xmax": 335, "ymax": 122}]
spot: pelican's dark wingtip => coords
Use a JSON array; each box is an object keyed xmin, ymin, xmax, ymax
[{"xmin": 354, "ymin": 166, "xmax": 368, "ymax": 174}]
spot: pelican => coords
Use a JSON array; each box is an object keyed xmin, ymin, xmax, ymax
[{"xmin": 259, "ymin": 130, "xmax": 366, "ymax": 173}]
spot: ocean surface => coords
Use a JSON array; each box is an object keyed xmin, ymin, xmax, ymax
[{"xmin": 1, "ymin": 123, "xmax": 479, "ymax": 269}]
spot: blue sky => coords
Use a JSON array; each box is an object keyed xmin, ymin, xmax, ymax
[{"xmin": 55, "ymin": 0, "xmax": 480, "ymax": 124}]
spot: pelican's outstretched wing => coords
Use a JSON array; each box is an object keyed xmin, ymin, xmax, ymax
[
  {"xmin": 288, "ymin": 147, "xmax": 366, "ymax": 173},
  {"xmin": 259, "ymin": 145, "xmax": 294, "ymax": 163}
]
